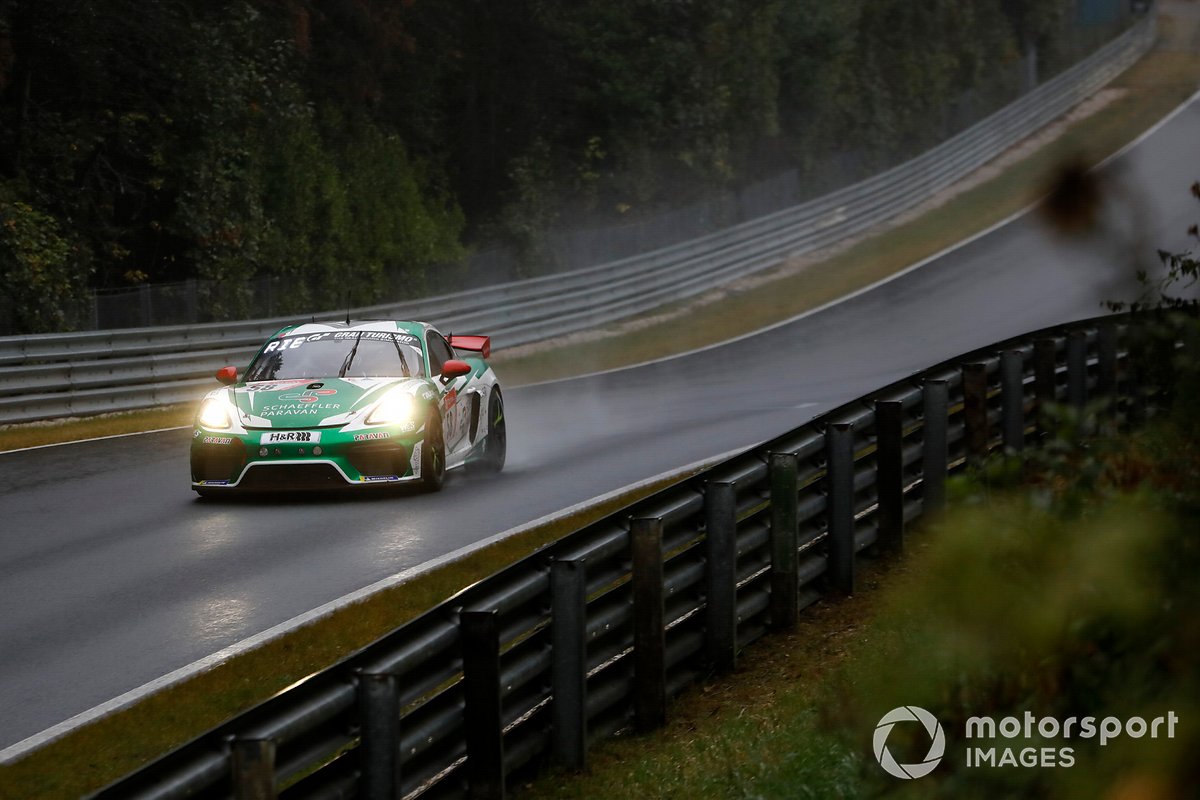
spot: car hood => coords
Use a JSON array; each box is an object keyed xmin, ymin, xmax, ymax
[{"xmin": 231, "ymin": 377, "xmax": 419, "ymax": 429}]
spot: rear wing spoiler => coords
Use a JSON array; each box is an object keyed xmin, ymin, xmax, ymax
[{"xmin": 449, "ymin": 335, "xmax": 491, "ymax": 360}]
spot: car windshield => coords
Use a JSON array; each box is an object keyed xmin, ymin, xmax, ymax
[{"xmin": 245, "ymin": 331, "xmax": 425, "ymax": 382}]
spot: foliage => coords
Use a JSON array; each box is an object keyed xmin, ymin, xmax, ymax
[
  {"xmin": 818, "ymin": 368, "xmax": 1200, "ymax": 797},
  {"xmin": 816, "ymin": 229, "xmax": 1200, "ymax": 795},
  {"xmin": 0, "ymin": 185, "xmax": 89, "ymax": 331},
  {"xmin": 0, "ymin": 0, "xmax": 1125, "ymax": 330},
  {"xmin": 1130, "ymin": 182, "xmax": 1200, "ymax": 312}
]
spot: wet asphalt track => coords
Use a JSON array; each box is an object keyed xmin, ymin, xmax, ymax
[{"xmin": 0, "ymin": 94, "xmax": 1197, "ymax": 751}]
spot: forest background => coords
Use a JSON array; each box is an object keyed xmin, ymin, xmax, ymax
[{"xmin": 0, "ymin": 0, "xmax": 1136, "ymax": 333}]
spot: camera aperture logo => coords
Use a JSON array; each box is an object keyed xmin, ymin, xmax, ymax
[{"xmin": 873, "ymin": 706, "xmax": 946, "ymax": 779}]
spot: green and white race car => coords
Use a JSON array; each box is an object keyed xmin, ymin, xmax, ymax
[{"xmin": 190, "ymin": 320, "xmax": 505, "ymax": 496}]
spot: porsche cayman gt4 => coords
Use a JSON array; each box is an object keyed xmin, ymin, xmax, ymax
[{"xmin": 190, "ymin": 320, "xmax": 505, "ymax": 495}]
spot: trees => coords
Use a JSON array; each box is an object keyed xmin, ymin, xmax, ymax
[{"xmin": 0, "ymin": 0, "xmax": 1096, "ymax": 332}]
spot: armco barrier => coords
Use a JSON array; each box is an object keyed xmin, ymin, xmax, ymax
[
  {"xmin": 83, "ymin": 313, "xmax": 1155, "ymax": 800},
  {"xmin": 0, "ymin": 15, "xmax": 1156, "ymax": 425}
]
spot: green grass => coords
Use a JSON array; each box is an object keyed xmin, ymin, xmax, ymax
[
  {"xmin": 0, "ymin": 405, "xmax": 195, "ymax": 452},
  {"xmin": 519, "ymin": 559, "xmax": 896, "ymax": 800}
]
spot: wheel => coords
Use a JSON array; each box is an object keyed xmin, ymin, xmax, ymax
[
  {"xmin": 468, "ymin": 389, "xmax": 506, "ymax": 474},
  {"xmin": 421, "ymin": 408, "xmax": 446, "ymax": 492}
]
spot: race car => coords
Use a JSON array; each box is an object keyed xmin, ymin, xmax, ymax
[{"xmin": 190, "ymin": 320, "xmax": 504, "ymax": 496}]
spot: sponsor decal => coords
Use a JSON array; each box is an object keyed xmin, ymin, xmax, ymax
[
  {"xmin": 410, "ymin": 441, "xmax": 422, "ymax": 476},
  {"xmin": 198, "ymin": 480, "xmax": 230, "ymax": 486},
  {"xmin": 193, "ymin": 429, "xmax": 202, "ymax": 439},
  {"xmin": 261, "ymin": 333, "xmax": 335, "ymax": 353},
  {"xmin": 259, "ymin": 403, "xmax": 341, "ymax": 416},
  {"xmin": 363, "ymin": 475, "xmax": 400, "ymax": 482},
  {"xmin": 202, "ymin": 436, "xmax": 234, "ymax": 445},
  {"xmin": 261, "ymin": 431, "xmax": 323, "ymax": 444},
  {"xmin": 333, "ymin": 330, "xmax": 420, "ymax": 346},
  {"xmin": 280, "ymin": 388, "xmax": 338, "ymax": 403},
  {"xmin": 353, "ymin": 431, "xmax": 391, "ymax": 442},
  {"xmin": 444, "ymin": 388, "xmax": 458, "ymax": 408},
  {"xmin": 250, "ymin": 386, "xmax": 342, "ymax": 418}
]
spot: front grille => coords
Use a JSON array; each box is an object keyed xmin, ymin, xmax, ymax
[
  {"xmin": 347, "ymin": 443, "xmax": 410, "ymax": 478},
  {"xmin": 240, "ymin": 464, "xmax": 348, "ymax": 490}
]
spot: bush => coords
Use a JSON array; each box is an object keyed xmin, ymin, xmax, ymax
[{"xmin": 0, "ymin": 188, "xmax": 89, "ymax": 332}]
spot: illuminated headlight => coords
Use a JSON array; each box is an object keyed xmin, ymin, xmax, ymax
[
  {"xmin": 197, "ymin": 398, "xmax": 231, "ymax": 429},
  {"xmin": 367, "ymin": 391, "xmax": 418, "ymax": 427}
]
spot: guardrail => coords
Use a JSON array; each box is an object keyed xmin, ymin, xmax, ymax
[
  {"xmin": 85, "ymin": 313, "xmax": 1156, "ymax": 800},
  {"xmin": 0, "ymin": 15, "xmax": 1156, "ymax": 425}
]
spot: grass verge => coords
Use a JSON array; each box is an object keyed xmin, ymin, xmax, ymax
[{"xmin": 0, "ymin": 406, "xmax": 195, "ymax": 452}]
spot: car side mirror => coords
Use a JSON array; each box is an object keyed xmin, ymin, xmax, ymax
[
  {"xmin": 440, "ymin": 359, "xmax": 471, "ymax": 381},
  {"xmin": 215, "ymin": 366, "xmax": 238, "ymax": 385}
]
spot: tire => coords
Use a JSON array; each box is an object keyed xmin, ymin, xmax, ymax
[
  {"xmin": 468, "ymin": 389, "xmax": 506, "ymax": 474},
  {"xmin": 421, "ymin": 408, "xmax": 446, "ymax": 492}
]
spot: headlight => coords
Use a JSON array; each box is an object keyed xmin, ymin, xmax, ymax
[
  {"xmin": 367, "ymin": 391, "xmax": 418, "ymax": 426},
  {"xmin": 198, "ymin": 398, "xmax": 231, "ymax": 429}
]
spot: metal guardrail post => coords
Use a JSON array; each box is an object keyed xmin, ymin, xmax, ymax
[
  {"xmin": 631, "ymin": 517, "xmax": 666, "ymax": 731},
  {"xmin": 768, "ymin": 453, "xmax": 800, "ymax": 629},
  {"xmin": 874, "ymin": 401, "xmax": 904, "ymax": 555},
  {"xmin": 461, "ymin": 609, "xmax": 505, "ymax": 800},
  {"xmin": 921, "ymin": 379, "xmax": 949, "ymax": 514},
  {"xmin": 963, "ymin": 362, "xmax": 990, "ymax": 465},
  {"xmin": 1067, "ymin": 330, "xmax": 1089, "ymax": 408},
  {"xmin": 704, "ymin": 480, "xmax": 739, "ymax": 672},
  {"xmin": 1000, "ymin": 350, "xmax": 1025, "ymax": 452},
  {"xmin": 1097, "ymin": 325, "xmax": 1121, "ymax": 432},
  {"xmin": 358, "ymin": 672, "xmax": 400, "ymax": 800},
  {"xmin": 550, "ymin": 558, "xmax": 588, "ymax": 770},
  {"xmin": 826, "ymin": 423, "xmax": 855, "ymax": 595},
  {"xmin": 1034, "ymin": 337, "xmax": 1059, "ymax": 425},
  {"xmin": 1097, "ymin": 325, "xmax": 1119, "ymax": 399},
  {"xmin": 232, "ymin": 738, "xmax": 277, "ymax": 800}
]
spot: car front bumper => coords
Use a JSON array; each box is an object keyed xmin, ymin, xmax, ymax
[{"xmin": 190, "ymin": 425, "xmax": 425, "ymax": 492}]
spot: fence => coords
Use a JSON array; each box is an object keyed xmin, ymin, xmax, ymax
[
  {"xmin": 0, "ymin": 14, "xmax": 1157, "ymax": 426},
  {"xmin": 87, "ymin": 312, "xmax": 1153, "ymax": 800}
]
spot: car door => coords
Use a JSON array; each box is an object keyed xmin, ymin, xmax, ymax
[{"xmin": 426, "ymin": 330, "xmax": 471, "ymax": 452}]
